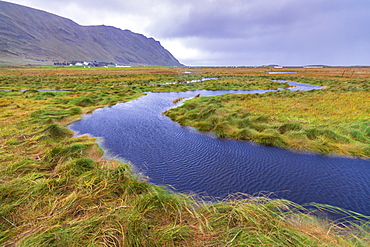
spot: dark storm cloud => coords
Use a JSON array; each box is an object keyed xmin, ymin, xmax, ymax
[
  {"xmin": 145, "ymin": 0, "xmax": 366, "ymax": 38},
  {"xmin": 150, "ymin": 0, "xmax": 370, "ymax": 65},
  {"xmin": 5, "ymin": 0, "xmax": 370, "ymax": 65}
]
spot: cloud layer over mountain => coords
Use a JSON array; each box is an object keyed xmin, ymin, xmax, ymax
[{"xmin": 5, "ymin": 0, "xmax": 370, "ymax": 66}]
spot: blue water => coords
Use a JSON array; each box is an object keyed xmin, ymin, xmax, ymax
[{"xmin": 69, "ymin": 81, "xmax": 370, "ymax": 216}]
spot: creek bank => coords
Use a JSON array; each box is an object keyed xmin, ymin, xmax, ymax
[{"xmin": 69, "ymin": 80, "xmax": 370, "ymax": 216}]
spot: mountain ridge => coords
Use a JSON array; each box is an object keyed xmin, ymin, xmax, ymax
[{"xmin": 0, "ymin": 1, "xmax": 183, "ymax": 66}]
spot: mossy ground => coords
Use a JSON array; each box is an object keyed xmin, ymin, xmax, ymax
[{"xmin": 1, "ymin": 67, "xmax": 369, "ymax": 246}]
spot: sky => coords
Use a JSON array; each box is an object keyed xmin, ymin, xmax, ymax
[{"xmin": 4, "ymin": 0, "xmax": 370, "ymax": 66}]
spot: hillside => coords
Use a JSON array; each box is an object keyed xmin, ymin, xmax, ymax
[{"xmin": 0, "ymin": 1, "xmax": 183, "ymax": 66}]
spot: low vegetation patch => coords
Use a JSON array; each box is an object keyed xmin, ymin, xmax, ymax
[
  {"xmin": 1, "ymin": 67, "xmax": 369, "ymax": 246},
  {"xmin": 150, "ymin": 75, "xmax": 290, "ymax": 92},
  {"xmin": 165, "ymin": 79, "xmax": 370, "ymax": 158}
]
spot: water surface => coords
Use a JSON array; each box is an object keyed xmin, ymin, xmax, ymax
[{"xmin": 70, "ymin": 81, "xmax": 370, "ymax": 216}]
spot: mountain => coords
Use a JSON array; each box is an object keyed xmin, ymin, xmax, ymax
[{"xmin": 0, "ymin": 1, "xmax": 183, "ymax": 66}]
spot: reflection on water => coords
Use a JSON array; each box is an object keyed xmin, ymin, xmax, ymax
[{"xmin": 70, "ymin": 81, "xmax": 370, "ymax": 216}]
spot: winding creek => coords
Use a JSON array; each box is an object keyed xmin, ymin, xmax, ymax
[{"xmin": 69, "ymin": 80, "xmax": 370, "ymax": 216}]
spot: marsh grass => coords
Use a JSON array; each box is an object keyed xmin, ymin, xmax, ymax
[
  {"xmin": 43, "ymin": 123, "xmax": 73, "ymax": 140},
  {"xmin": 1, "ymin": 67, "xmax": 369, "ymax": 246},
  {"xmin": 150, "ymin": 75, "xmax": 289, "ymax": 92},
  {"xmin": 165, "ymin": 89, "xmax": 370, "ymax": 157}
]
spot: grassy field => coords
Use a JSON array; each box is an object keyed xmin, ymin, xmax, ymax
[
  {"xmin": 1, "ymin": 66, "xmax": 369, "ymax": 246},
  {"xmin": 165, "ymin": 67, "xmax": 370, "ymax": 158}
]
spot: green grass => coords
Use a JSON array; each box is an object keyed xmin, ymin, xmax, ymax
[
  {"xmin": 165, "ymin": 85, "xmax": 370, "ymax": 157},
  {"xmin": 1, "ymin": 67, "xmax": 369, "ymax": 246},
  {"xmin": 150, "ymin": 75, "xmax": 290, "ymax": 92}
]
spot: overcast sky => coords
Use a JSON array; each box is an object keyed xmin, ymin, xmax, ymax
[{"xmin": 4, "ymin": 0, "xmax": 370, "ymax": 66}]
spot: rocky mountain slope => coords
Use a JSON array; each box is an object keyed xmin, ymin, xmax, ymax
[{"xmin": 0, "ymin": 1, "xmax": 183, "ymax": 66}]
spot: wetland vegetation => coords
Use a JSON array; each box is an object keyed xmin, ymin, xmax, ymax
[
  {"xmin": 165, "ymin": 68, "xmax": 370, "ymax": 158},
  {"xmin": 1, "ymin": 66, "xmax": 369, "ymax": 246}
]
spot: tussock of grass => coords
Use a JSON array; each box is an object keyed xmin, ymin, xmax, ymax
[
  {"xmin": 43, "ymin": 123, "xmax": 73, "ymax": 140},
  {"xmin": 278, "ymin": 122, "xmax": 302, "ymax": 134},
  {"xmin": 71, "ymin": 96, "xmax": 95, "ymax": 107}
]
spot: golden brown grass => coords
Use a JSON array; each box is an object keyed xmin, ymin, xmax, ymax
[
  {"xmin": 1, "ymin": 67, "xmax": 369, "ymax": 246},
  {"xmin": 165, "ymin": 67, "xmax": 370, "ymax": 157}
]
